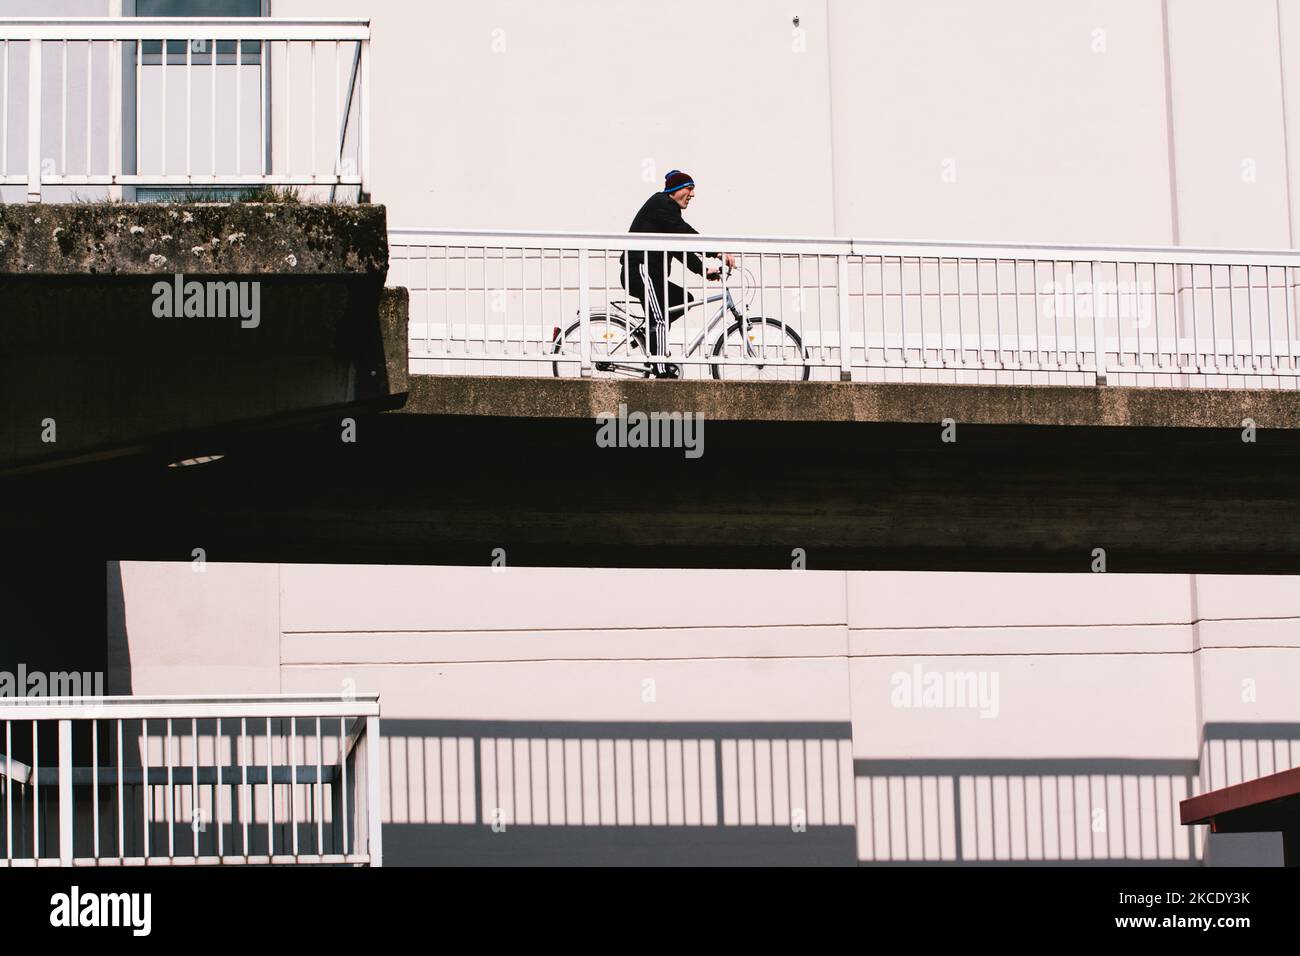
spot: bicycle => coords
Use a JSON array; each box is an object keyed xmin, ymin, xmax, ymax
[{"xmin": 550, "ymin": 266, "xmax": 811, "ymax": 381}]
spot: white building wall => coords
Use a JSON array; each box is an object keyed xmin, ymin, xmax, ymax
[
  {"xmin": 826, "ymin": 0, "xmax": 1177, "ymax": 243},
  {"xmin": 274, "ymin": 0, "xmax": 839, "ymax": 234},
  {"xmin": 112, "ymin": 562, "xmax": 1300, "ymax": 864},
  {"xmin": 1166, "ymin": 0, "xmax": 1296, "ymax": 246},
  {"xmin": 276, "ymin": 0, "xmax": 1300, "ymax": 247}
]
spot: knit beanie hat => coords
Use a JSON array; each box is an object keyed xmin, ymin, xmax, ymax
[{"xmin": 663, "ymin": 170, "xmax": 695, "ymax": 193}]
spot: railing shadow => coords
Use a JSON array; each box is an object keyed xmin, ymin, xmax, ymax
[
  {"xmin": 375, "ymin": 720, "xmax": 1299, "ymax": 866},
  {"xmin": 852, "ymin": 723, "xmax": 1299, "ymax": 866},
  {"xmin": 853, "ymin": 757, "xmax": 1200, "ymax": 865},
  {"xmin": 377, "ymin": 719, "xmax": 858, "ymax": 866}
]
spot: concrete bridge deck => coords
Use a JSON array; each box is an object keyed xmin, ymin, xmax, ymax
[
  {"xmin": 402, "ymin": 374, "xmax": 1300, "ymax": 430},
  {"xmin": 5, "ymin": 372, "xmax": 1300, "ymax": 573}
]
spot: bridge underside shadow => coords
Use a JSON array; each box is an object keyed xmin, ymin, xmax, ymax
[{"xmin": 4, "ymin": 411, "xmax": 1300, "ymax": 572}]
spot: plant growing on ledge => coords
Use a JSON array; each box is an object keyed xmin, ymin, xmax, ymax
[{"xmin": 175, "ymin": 185, "xmax": 304, "ymax": 203}]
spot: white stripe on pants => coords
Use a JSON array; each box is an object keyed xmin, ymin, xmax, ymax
[{"xmin": 639, "ymin": 262, "xmax": 667, "ymax": 365}]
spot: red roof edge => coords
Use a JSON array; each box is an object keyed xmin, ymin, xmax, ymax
[{"xmin": 1180, "ymin": 765, "xmax": 1300, "ymax": 826}]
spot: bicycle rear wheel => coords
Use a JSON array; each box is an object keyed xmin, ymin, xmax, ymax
[
  {"xmin": 551, "ymin": 313, "xmax": 649, "ymax": 378},
  {"xmin": 709, "ymin": 317, "xmax": 810, "ymax": 381}
]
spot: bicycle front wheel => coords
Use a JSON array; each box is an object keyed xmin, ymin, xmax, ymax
[
  {"xmin": 552, "ymin": 313, "xmax": 648, "ymax": 378},
  {"xmin": 710, "ymin": 317, "xmax": 810, "ymax": 381}
]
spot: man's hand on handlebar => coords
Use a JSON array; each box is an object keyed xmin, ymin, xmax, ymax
[{"xmin": 706, "ymin": 253, "xmax": 738, "ymax": 281}]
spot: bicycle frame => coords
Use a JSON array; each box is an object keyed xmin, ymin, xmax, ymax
[
  {"xmin": 609, "ymin": 286, "xmax": 742, "ymax": 363},
  {"xmin": 675, "ymin": 288, "xmax": 741, "ymax": 359}
]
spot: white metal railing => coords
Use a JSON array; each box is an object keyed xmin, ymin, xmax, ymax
[
  {"xmin": 390, "ymin": 228, "xmax": 1300, "ymax": 388},
  {"xmin": 0, "ymin": 17, "xmax": 370, "ymax": 201},
  {"xmin": 0, "ymin": 694, "xmax": 382, "ymax": 867}
]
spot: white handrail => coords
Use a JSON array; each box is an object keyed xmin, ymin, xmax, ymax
[
  {"xmin": 0, "ymin": 753, "xmax": 31, "ymax": 784},
  {"xmin": 0, "ymin": 694, "xmax": 379, "ymax": 720},
  {"xmin": 390, "ymin": 227, "xmax": 1300, "ymax": 268},
  {"xmin": 0, "ymin": 694, "xmax": 382, "ymax": 867},
  {"xmin": 0, "ymin": 18, "xmax": 370, "ymax": 41},
  {"xmin": 391, "ymin": 227, "xmax": 859, "ymax": 256}
]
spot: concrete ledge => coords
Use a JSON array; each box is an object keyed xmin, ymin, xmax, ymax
[
  {"xmin": 0, "ymin": 202, "xmax": 387, "ymax": 276},
  {"xmin": 400, "ymin": 375, "xmax": 1300, "ymax": 429},
  {"xmin": 380, "ymin": 287, "xmax": 409, "ymax": 396}
]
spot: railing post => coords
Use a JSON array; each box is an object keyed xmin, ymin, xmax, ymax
[
  {"xmin": 837, "ymin": 254, "xmax": 852, "ymax": 381},
  {"xmin": 26, "ymin": 38, "xmax": 41, "ymax": 202},
  {"xmin": 58, "ymin": 719, "xmax": 72, "ymax": 866},
  {"xmin": 365, "ymin": 714, "xmax": 382, "ymax": 866},
  {"xmin": 108, "ymin": 36, "xmax": 122, "ymax": 201},
  {"xmin": 1093, "ymin": 262, "xmax": 1108, "ymax": 385},
  {"xmin": 359, "ymin": 34, "xmax": 371, "ymax": 200},
  {"xmin": 578, "ymin": 248, "xmax": 592, "ymax": 378}
]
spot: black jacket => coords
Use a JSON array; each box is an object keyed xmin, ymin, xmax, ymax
[{"xmin": 621, "ymin": 192, "xmax": 706, "ymax": 295}]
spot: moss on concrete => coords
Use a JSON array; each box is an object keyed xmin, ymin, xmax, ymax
[{"xmin": 0, "ymin": 203, "xmax": 388, "ymax": 277}]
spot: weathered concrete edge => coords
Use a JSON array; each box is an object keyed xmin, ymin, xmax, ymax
[
  {"xmin": 0, "ymin": 203, "xmax": 388, "ymax": 277},
  {"xmin": 397, "ymin": 375, "xmax": 1300, "ymax": 429},
  {"xmin": 378, "ymin": 286, "xmax": 409, "ymax": 396}
]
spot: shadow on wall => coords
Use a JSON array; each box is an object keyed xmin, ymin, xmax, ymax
[
  {"xmin": 375, "ymin": 720, "xmax": 1300, "ymax": 867},
  {"xmin": 0, "ymin": 553, "xmax": 112, "ymax": 770},
  {"xmin": 379, "ymin": 719, "xmax": 858, "ymax": 866},
  {"xmin": 106, "ymin": 561, "xmax": 132, "ymax": 696},
  {"xmin": 854, "ymin": 756, "xmax": 1202, "ymax": 865}
]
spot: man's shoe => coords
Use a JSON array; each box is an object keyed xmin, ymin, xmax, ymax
[{"xmin": 659, "ymin": 364, "xmax": 681, "ymax": 379}]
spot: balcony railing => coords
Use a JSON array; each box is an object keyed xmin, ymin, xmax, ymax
[
  {"xmin": 0, "ymin": 694, "xmax": 382, "ymax": 867},
  {"xmin": 390, "ymin": 228, "xmax": 1300, "ymax": 389},
  {"xmin": 0, "ymin": 17, "xmax": 370, "ymax": 201}
]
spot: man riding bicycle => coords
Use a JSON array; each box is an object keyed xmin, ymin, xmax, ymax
[{"xmin": 621, "ymin": 169, "xmax": 736, "ymax": 378}]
